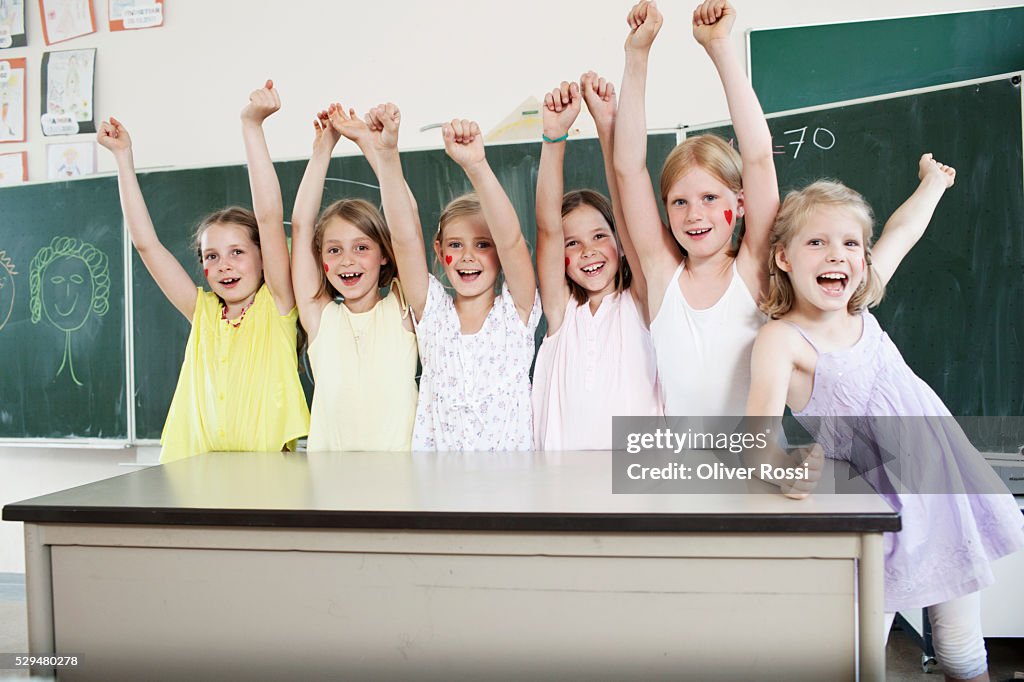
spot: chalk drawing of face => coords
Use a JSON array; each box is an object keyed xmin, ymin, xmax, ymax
[
  {"xmin": 30, "ymin": 237, "xmax": 109, "ymax": 386},
  {"xmin": 42, "ymin": 254, "xmax": 91, "ymax": 330},
  {"xmin": 0, "ymin": 250, "xmax": 15, "ymax": 332}
]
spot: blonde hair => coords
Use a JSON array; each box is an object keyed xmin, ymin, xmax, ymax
[
  {"xmin": 312, "ymin": 199, "xmax": 397, "ymax": 299},
  {"xmin": 762, "ymin": 180, "xmax": 885, "ymax": 319},
  {"xmin": 436, "ymin": 192, "xmax": 482, "ymax": 243},
  {"xmin": 561, "ymin": 189, "xmax": 631, "ymax": 305},
  {"xmin": 660, "ymin": 134, "xmax": 744, "ymax": 257}
]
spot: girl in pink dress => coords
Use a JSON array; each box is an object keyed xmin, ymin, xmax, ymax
[{"xmin": 532, "ymin": 71, "xmax": 662, "ymax": 450}]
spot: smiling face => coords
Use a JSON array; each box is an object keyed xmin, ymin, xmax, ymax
[
  {"xmin": 434, "ymin": 212, "xmax": 500, "ymax": 298},
  {"xmin": 41, "ymin": 254, "xmax": 91, "ymax": 331},
  {"xmin": 563, "ymin": 204, "xmax": 620, "ymax": 298},
  {"xmin": 776, "ymin": 205, "xmax": 869, "ymax": 314},
  {"xmin": 199, "ymin": 222, "xmax": 263, "ymax": 307},
  {"xmin": 665, "ymin": 166, "xmax": 743, "ymax": 259},
  {"xmin": 320, "ymin": 216, "xmax": 386, "ymax": 311}
]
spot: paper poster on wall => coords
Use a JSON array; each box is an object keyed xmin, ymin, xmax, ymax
[
  {"xmin": 40, "ymin": 48, "xmax": 95, "ymax": 135},
  {"xmin": 0, "ymin": 0, "xmax": 27, "ymax": 49},
  {"xmin": 38, "ymin": 0, "xmax": 95, "ymax": 45},
  {"xmin": 0, "ymin": 57, "xmax": 25, "ymax": 142},
  {"xmin": 109, "ymin": 0, "xmax": 161, "ymax": 31},
  {"xmin": 47, "ymin": 141, "xmax": 94, "ymax": 179},
  {"xmin": 0, "ymin": 150, "xmax": 26, "ymax": 185}
]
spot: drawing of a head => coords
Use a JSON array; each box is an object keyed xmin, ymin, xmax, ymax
[{"xmin": 30, "ymin": 237, "xmax": 109, "ymax": 332}]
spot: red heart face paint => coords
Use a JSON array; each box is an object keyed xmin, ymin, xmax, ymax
[
  {"xmin": 565, "ymin": 257, "xmax": 570, "ymax": 268},
  {"xmin": 204, "ymin": 268, "xmax": 209, "ymax": 278},
  {"xmin": 724, "ymin": 209, "xmax": 733, "ymax": 226},
  {"xmin": 323, "ymin": 263, "xmax": 329, "ymax": 273},
  {"xmin": 445, "ymin": 255, "xmax": 453, "ymax": 265}
]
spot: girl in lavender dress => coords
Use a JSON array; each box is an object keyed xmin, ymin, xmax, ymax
[{"xmin": 746, "ymin": 155, "xmax": 1024, "ymax": 682}]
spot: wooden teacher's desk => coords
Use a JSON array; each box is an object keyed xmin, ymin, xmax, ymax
[{"xmin": 3, "ymin": 451, "xmax": 898, "ymax": 681}]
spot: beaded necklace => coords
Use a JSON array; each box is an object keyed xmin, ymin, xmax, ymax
[{"xmin": 221, "ymin": 299, "xmax": 253, "ymax": 328}]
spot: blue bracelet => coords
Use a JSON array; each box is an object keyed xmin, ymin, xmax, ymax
[{"xmin": 542, "ymin": 133, "xmax": 569, "ymax": 143}]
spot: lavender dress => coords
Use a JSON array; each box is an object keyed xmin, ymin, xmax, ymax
[{"xmin": 787, "ymin": 312, "xmax": 1024, "ymax": 612}]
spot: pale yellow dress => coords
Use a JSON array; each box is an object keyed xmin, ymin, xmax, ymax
[
  {"xmin": 306, "ymin": 286, "xmax": 418, "ymax": 451},
  {"xmin": 159, "ymin": 285, "xmax": 310, "ymax": 463}
]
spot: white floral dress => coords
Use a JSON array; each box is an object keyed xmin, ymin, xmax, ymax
[{"xmin": 412, "ymin": 275, "xmax": 541, "ymax": 451}]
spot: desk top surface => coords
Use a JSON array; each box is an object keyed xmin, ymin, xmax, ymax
[{"xmin": 2, "ymin": 451, "xmax": 900, "ymax": 532}]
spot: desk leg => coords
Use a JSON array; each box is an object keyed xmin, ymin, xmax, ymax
[
  {"xmin": 859, "ymin": 532, "xmax": 885, "ymax": 681},
  {"xmin": 23, "ymin": 524, "xmax": 55, "ymax": 675}
]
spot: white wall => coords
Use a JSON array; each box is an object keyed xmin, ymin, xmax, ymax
[
  {"xmin": 3, "ymin": 0, "xmax": 1019, "ymax": 180},
  {"xmin": 1, "ymin": 0, "xmax": 1019, "ymax": 572}
]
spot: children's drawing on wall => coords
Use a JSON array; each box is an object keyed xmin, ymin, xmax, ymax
[
  {"xmin": 0, "ymin": 150, "xmax": 26, "ymax": 185},
  {"xmin": 47, "ymin": 141, "xmax": 95, "ymax": 179},
  {"xmin": 0, "ymin": 0, "xmax": 27, "ymax": 49},
  {"xmin": 0, "ymin": 57, "xmax": 26, "ymax": 142},
  {"xmin": 0, "ymin": 250, "xmax": 16, "ymax": 332},
  {"xmin": 108, "ymin": 0, "xmax": 162, "ymax": 31},
  {"xmin": 29, "ymin": 236, "xmax": 109, "ymax": 385},
  {"xmin": 38, "ymin": 0, "xmax": 95, "ymax": 45},
  {"xmin": 41, "ymin": 48, "xmax": 95, "ymax": 134}
]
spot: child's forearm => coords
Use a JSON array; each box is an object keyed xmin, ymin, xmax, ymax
[
  {"xmin": 705, "ymin": 40, "xmax": 772, "ymax": 165},
  {"xmin": 112, "ymin": 150, "xmax": 161, "ymax": 253},
  {"xmin": 614, "ymin": 53, "xmax": 651, "ymax": 177},
  {"xmin": 883, "ymin": 173, "xmax": 949, "ymax": 243},
  {"xmin": 242, "ymin": 121, "xmax": 284, "ymax": 225}
]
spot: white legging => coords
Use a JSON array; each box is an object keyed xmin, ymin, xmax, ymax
[{"xmin": 884, "ymin": 591, "xmax": 988, "ymax": 680}]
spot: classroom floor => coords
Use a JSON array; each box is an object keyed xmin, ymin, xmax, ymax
[{"xmin": 0, "ymin": 571, "xmax": 1021, "ymax": 681}]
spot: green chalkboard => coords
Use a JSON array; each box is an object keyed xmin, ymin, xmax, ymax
[
  {"xmin": 132, "ymin": 134, "xmax": 678, "ymax": 440},
  {"xmin": 694, "ymin": 78, "xmax": 1024, "ymax": 450},
  {"xmin": 0, "ymin": 176, "xmax": 127, "ymax": 439},
  {"xmin": 750, "ymin": 7, "xmax": 1024, "ymax": 114}
]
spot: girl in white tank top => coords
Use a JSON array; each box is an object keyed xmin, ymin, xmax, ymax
[{"xmin": 613, "ymin": 0, "xmax": 778, "ymax": 416}]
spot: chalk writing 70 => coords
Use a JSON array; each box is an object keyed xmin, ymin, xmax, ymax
[{"xmin": 773, "ymin": 126, "xmax": 836, "ymax": 159}]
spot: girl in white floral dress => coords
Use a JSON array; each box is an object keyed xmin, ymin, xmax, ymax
[{"xmin": 367, "ymin": 104, "xmax": 541, "ymax": 451}]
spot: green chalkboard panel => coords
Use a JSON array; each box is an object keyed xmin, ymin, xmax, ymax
[
  {"xmin": 132, "ymin": 134, "xmax": 679, "ymax": 440},
  {"xmin": 0, "ymin": 176, "xmax": 127, "ymax": 439},
  {"xmin": 694, "ymin": 78, "xmax": 1024, "ymax": 449},
  {"xmin": 750, "ymin": 7, "xmax": 1024, "ymax": 114}
]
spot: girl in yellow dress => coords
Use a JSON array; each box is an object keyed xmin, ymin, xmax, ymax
[{"xmin": 97, "ymin": 80, "xmax": 309, "ymax": 463}]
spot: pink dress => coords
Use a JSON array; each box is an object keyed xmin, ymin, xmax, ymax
[
  {"xmin": 532, "ymin": 291, "xmax": 663, "ymax": 450},
  {"xmin": 788, "ymin": 312, "xmax": 1024, "ymax": 612}
]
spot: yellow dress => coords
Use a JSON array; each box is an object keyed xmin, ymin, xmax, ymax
[
  {"xmin": 159, "ymin": 285, "xmax": 310, "ymax": 463},
  {"xmin": 306, "ymin": 286, "xmax": 418, "ymax": 451}
]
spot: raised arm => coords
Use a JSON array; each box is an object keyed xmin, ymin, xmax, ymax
[
  {"xmin": 536, "ymin": 80, "xmax": 581, "ymax": 334},
  {"xmin": 97, "ymin": 118, "xmax": 197, "ymax": 320},
  {"xmin": 614, "ymin": 0, "xmax": 681, "ymax": 318},
  {"xmin": 361, "ymin": 103, "xmax": 430, "ymax": 320},
  {"xmin": 693, "ymin": 0, "xmax": 778, "ymax": 297},
  {"xmin": 240, "ymin": 79, "xmax": 294, "ymax": 315},
  {"xmin": 871, "ymin": 154, "xmax": 955, "ymax": 286},
  {"xmin": 581, "ymin": 70, "xmax": 651, "ymax": 323},
  {"xmin": 444, "ymin": 119, "xmax": 536, "ymax": 322},
  {"xmin": 289, "ymin": 107, "xmax": 342, "ymax": 339}
]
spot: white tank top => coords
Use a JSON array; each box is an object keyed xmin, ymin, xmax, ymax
[{"xmin": 649, "ymin": 261, "xmax": 766, "ymax": 416}]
